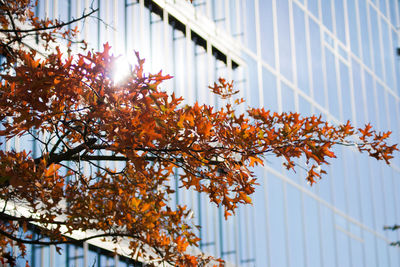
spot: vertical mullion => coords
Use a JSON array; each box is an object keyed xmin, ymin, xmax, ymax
[
  {"xmin": 105, "ymin": 0, "xmax": 110, "ymax": 45},
  {"xmin": 84, "ymin": 0, "xmax": 89, "ymax": 41},
  {"xmin": 347, "ymin": 26, "xmax": 368, "ymax": 264},
  {"xmin": 377, "ymin": 12, "xmax": 387, "ymax": 84},
  {"xmin": 31, "ymin": 243, "xmax": 35, "ymax": 267},
  {"xmin": 206, "ymin": 0, "xmax": 212, "ymax": 19},
  {"xmin": 218, "ymin": 207, "xmax": 223, "ymax": 258},
  {"xmin": 305, "ymin": 4, "xmax": 315, "ymax": 113},
  {"xmin": 206, "ymin": 40, "xmax": 218, "ymax": 256},
  {"xmin": 224, "ymin": 0, "xmax": 230, "ymax": 35},
  {"xmin": 242, "ymin": 206, "xmax": 251, "ymax": 264},
  {"xmin": 334, "ymin": 45, "xmax": 344, "ymax": 120},
  {"xmin": 186, "ymin": 28, "xmax": 196, "ymax": 229},
  {"xmin": 40, "ymin": 245, "xmax": 44, "ymax": 267},
  {"xmin": 263, "ymin": 170, "xmax": 271, "ymax": 267},
  {"xmin": 113, "ymin": 0, "xmax": 118, "ymax": 49},
  {"xmin": 254, "ymin": 0, "xmax": 263, "ymax": 108},
  {"xmin": 207, "ymin": 41, "xmax": 213, "ymax": 103},
  {"xmin": 124, "ymin": 0, "xmax": 128, "ymax": 54},
  {"xmin": 282, "ymin": 181, "xmax": 291, "ymax": 267},
  {"xmin": 49, "ymin": 245, "xmax": 54, "ymax": 267},
  {"xmin": 149, "ymin": 6, "xmax": 154, "ymax": 73},
  {"xmin": 318, "ymin": 2, "xmax": 329, "ymax": 115},
  {"xmin": 163, "ymin": 9, "xmax": 169, "ymax": 73},
  {"xmin": 45, "ymin": 0, "xmax": 49, "ymax": 18},
  {"xmin": 97, "ymin": 0, "xmax": 101, "ymax": 50},
  {"xmin": 235, "ymin": 0, "xmax": 241, "ymax": 40},
  {"xmin": 172, "ymin": 24, "xmax": 180, "ymax": 205},
  {"xmin": 186, "ymin": 25, "xmax": 193, "ymax": 102},
  {"xmin": 233, "ymin": 209, "xmax": 240, "ymax": 266},
  {"xmin": 83, "ymin": 242, "xmax": 88, "ymax": 267},
  {"xmin": 366, "ymin": 2, "xmax": 375, "ymax": 74},
  {"xmin": 289, "ymin": 0, "xmax": 299, "ymax": 113},
  {"xmin": 271, "ymin": 0, "xmax": 282, "ymax": 113},
  {"xmin": 299, "ymin": 181, "xmax": 308, "ymax": 267},
  {"xmin": 354, "ymin": 0, "xmax": 363, "ymax": 60},
  {"xmin": 388, "ymin": 24, "xmax": 398, "ymax": 94},
  {"xmin": 395, "ymin": 0, "xmax": 400, "ymax": 27},
  {"xmin": 360, "ymin": 66, "xmax": 380, "ymax": 267},
  {"xmin": 343, "ymin": 0, "xmax": 350, "ymax": 48},
  {"xmin": 76, "ymin": 0, "xmax": 81, "ymax": 45},
  {"xmin": 317, "ymin": 3, "xmax": 331, "ymax": 267},
  {"xmin": 139, "ymin": 0, "xmax": 145, "ymax": 53},
  {"xmin": 114, "ymin": 254, "xmax": 119, "ymax": 267},
  {"xmin": 331, "ymin": 0, "xmax": 345, "ymax": 121},
  {"xmin": 54, "ymin": 0, "xmax": 59, "ymax": 19}
]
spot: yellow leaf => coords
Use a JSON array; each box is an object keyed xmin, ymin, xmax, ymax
[
  {"xmin": 141, "ymin": 203, "xmax": 151, "ymax": 212},
  {"xmin": 131, "ymin": 198, "xmax": 141, "ymax": 208},
  {"xmin": 243, "ymin": 195, "xmax": 252, "ymax": 204},
  {"xmin": 44, "ymin": 164, "xmax": 61, "ymax": 177},
  {"xmin": 249, "ymin": 156, "xmax": 263, "ymax": 167}
]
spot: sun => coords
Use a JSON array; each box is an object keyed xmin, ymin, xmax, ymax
[{"xmin": 112, "ymin": 56, "xmax": 132, "ymax": 84}]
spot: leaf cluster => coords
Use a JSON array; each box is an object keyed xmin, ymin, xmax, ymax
[{"xmin": 0, "ymin": 0, "xmax": 397, "ymax": 266}]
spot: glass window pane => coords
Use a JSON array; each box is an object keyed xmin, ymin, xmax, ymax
[
  {"xmin": 321, "ymin": 0, "xmax": 333, "ymax": 32},
  {"xmin": 286, "ymin": 184, "xmax": 305, "ymax": 267},
  {"xmin": 351, "ymin": 60, "xmax": 366, "ymax": 126},
  {"xmin": 259, "ymin": 0, "xmax": 275, "ymax": 67},
  {"xmin": 335, "ymin": 223, "xmax": 351, "ymax": 267},
  {"xmin": 298, "ymin": 95, "xmax": 312, "ymax": 116},
  {"xmin": 281, "ymin": 83, "xmax": 295, "ymax": 112},
  {"xmin": 370, "ymin": 160, "xmax": 385, "ymax": 233},
  {"xmin": 332, "ymin": 148, "xmax": 346, "ymax": 211},
  {"xmin": 244, "ymin": 0, "xmax": 257, "ymax": 53},
  {"xmin": 244, "ymin": 54, "xmax": 259, "ymax": 108},
  {"xmin": 339, "ymin": 61, "xmax": 352, "ymax": 121},
  {"xmin": 293, "ymin": 3, "xmax": 310, "ymax": 95},
  {"xmin": 347, "ymin": 0, "xmax": 360, "ymax": 56},
  {"xmin": 364, "ymin": 72, "xmax": 376, "ymax": 125},
  {"xmin": 303, "ymin": 194, "xmax": 321, "ymax": 267},
  {"xmin": 267, "ymin": 174, "xmax": 287, "ymax": 267},
  {"xmin": 344, "ymin": 151, "xmax": 361, "ymax": 221},
  {"xmin": 349, "ymin": 224, "xmax": 365, "ymax": 267},
  {"xmin": 377, "ymin": 238, "xmax": 390, "ymax": 266},
  {"xmin": 379, "ymin": 0, "xmax": 387, "ymax": 16},
  {"xmin": 262, "ymin": 67, "xmax": 278, "ymax": 112},
  {"xmin": 334, "ymin": 0, "xmax": 346, "ymax": 44},
  {"xmin": 364, "ymin": 231, "xmax": 378, "ymax": 267},
  {"xmin": 277, "ymin": 0, "xmax": 293, "ymax": 81},
  {"xmin": 358, "ymin": 0, "xmax": 372, "ymax": 68},
  {"xmin": 253, "ymin": 168, "xmax": 269, "ymax": 267},
  {"xmin": 309, "ymin": 19, "xmax": 325, "ymax": 106},
  {"xmin": 320, "ymin": 206, "xmax": 337, "ymax": 267},
  {"xmin": 389, "ymin": 0, "xmax": 398, "ymax": 26},
  {"xmin": 376, "ymin": 83, "xmax": 387, "ymax": 131},
  {"xmin": 358, "ymin": 158, "xmax": 374, "ymax": 228},
  {"xmin": 325, "ymin": 49, "xmax": 340, "ymax": 119},
  {"xmin": 308, "ymin": 0, "xmax": 320, "ymax": 19},
  {"xmin": 369, "ymin": 6, "xmax": 383, "ymax": 79},
  {"xmin": 392, "ymin": 29, "xmax": 400, "ymax": 95},
  {"xmin": 380, "ymin": 19, "xmax": 395, "ymax": 90}
]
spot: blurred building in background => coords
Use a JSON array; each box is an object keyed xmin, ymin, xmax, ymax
[{"xmin": 16, "ymin": 0, "xmax": 400, "ymax": 266}]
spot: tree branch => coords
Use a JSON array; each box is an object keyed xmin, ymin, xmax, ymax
[
  {"xmin": 34, "ymin": 138, "xmax": 97, "ymax": 166},
  {"xmin": 0, "ymin": 226, "xmax": 137, "ymax": 246},
  {"xmin": 3, "ymin": 1, "xmax": 21, "ymax": 42},
  {"xmin": 0, "ymin": 9, "xmax": 99, "ymax": 33}
]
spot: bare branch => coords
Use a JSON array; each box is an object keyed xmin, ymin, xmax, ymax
[
  {"xmin": 0, "ymin": 9, "xmax": 99, "ymax": 34},
  {"xmin": 0, "ymin": 227, "xmax": 137, "ymax": 246}
]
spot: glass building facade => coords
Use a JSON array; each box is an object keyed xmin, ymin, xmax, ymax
[{"xmin": 4, "ymin": 0, "xmax": 400, "ymax": 266}]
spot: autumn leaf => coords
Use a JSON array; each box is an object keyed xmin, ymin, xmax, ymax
[{"xmin": 0, "ymin": 1, "xmax": 397, "ymax": 266}]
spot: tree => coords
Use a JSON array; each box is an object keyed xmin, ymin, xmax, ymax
[{"xmin": 0, "ymin": 1, "xmax": 397, "ymax": 266}]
